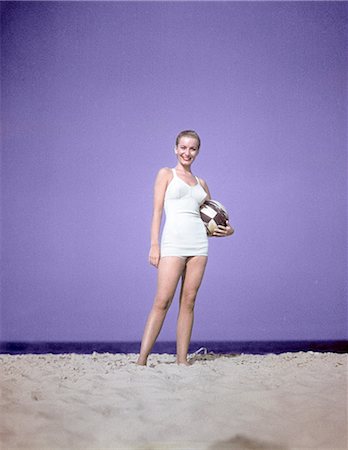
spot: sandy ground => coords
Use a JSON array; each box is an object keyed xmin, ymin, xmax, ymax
[{"xmin": 0, "ymin": 351, "xmax": 346, "ymax": 450}]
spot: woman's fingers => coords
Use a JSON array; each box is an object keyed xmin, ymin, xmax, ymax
[
  {"xmin": 213, "ymin": 224, "xmax": 233, "ymax": 237},
  {"xmin": 213, "ymin": 225, "xmax": 226, "ymax": 237},
  {"xmin": 149, "ymin": 254, "xmax": 160, "ymax": 267}
]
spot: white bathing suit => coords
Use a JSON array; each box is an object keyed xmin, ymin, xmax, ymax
[{"xmin": 160, "ymin": 168, "xmax": 208, "ymax": 258}]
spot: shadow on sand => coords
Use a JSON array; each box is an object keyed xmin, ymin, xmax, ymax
[
  {"xmin": 188, "ymin": 352, "xmax": 240, "ymax": 365},
  {"xmin": 208, "ymin": 433, "xmax": 288, "ymax": 449}
]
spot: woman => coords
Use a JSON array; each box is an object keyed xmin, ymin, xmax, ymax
[{"xmin": 137, "ymin": 130, "xmax": 234, "ymax": 366}]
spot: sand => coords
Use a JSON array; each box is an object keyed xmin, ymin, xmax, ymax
[{"xmin": 0, "ymin": 351, "xmax": 346, "ymax": 449}]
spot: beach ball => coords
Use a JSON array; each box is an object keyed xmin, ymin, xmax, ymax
[{"xmin": 200, "ymin": 199, "xmax": 230, "ymax": 236}]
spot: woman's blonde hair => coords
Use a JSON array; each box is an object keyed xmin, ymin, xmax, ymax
[{"xmin": 175, "ymin": 130, "xmax": 201, "ymax": 150}]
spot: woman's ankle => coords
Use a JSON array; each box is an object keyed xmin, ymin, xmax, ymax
[
  {"xmin": 136, "ymin": 355, "xmax": 148, "ymax": 366},
  {"xmin": 176, "ymin": 356, "xmax": 190, "ymax": 366}
]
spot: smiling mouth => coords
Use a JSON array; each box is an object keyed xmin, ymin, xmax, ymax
[{"xmin": 181, "ymin": 156, "xmax": 191, "ymax": 161}]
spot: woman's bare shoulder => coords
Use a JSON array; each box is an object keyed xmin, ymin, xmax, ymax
[
  {"xmin": 198, "ymin": 176, "xmax": 208, "ymax": 187},
  {"xmin": 157, "ymin": 167, "xmax": 172, "ymax": 175},
  {"xmin": 154, "ymin": 167, "xmax": 172, "ymax": 186},
  {"xmin": 156, "ymin": 167, "xmax": 172, "ymax": 180}
]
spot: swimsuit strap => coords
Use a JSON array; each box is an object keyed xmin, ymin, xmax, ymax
[
  {"xmin": 195, "ymin": 176, "xmax": 200, "ymax": 185},
  {"xmin": 172, "ymin": 168, "xmax": 177, "ymax": 177}
]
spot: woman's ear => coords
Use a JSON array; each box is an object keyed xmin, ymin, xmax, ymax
[{"xmin": 174, "ymin": 146, "xmax": 178, "ymax": 154}]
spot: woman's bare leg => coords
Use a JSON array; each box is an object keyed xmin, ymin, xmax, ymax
[
  {"xmin": 137, "ymin": 256, "xmax": 187, "ymax": 365},
  {"xmin": 176, "ymin": 256, "xmax": 208, "ymax": 365}
]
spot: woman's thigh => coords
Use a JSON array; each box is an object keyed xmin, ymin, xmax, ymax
[
  {"xmin": 155, "ymin": 256, "xmax": 187, "ymax": 305},
  {"xmin": 180, "ymin": 256, "xmax": 208, "ymax": 299}
]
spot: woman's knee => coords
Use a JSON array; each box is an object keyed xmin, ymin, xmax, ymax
[
  {"xmin": 153, "ymin": 295, "xmax": 173, "ymax": 312},
  {"xmin": 180, "ymin": 290, "xmax": 197, "ymax": 310}
]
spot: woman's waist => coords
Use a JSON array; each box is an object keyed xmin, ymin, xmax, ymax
[
  {"xmin": 163, "ymin": 214, "xmax": 205, "ymax": 231},
  {"xmin": 164, "ymin": 207, "xmax": 200, "ymax": 216},
  {"xmin": 164, "ymin": 213, "xmax": 202, "ymax": 224}
]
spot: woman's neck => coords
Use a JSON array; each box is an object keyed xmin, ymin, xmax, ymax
[{"xmin": 175, "ymin": 163, "xmax": 192, "ymax": 174}]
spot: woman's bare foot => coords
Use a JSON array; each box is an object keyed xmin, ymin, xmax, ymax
[
  {"xmin": 136, "ymin": 356, "xmax": 148, "ymax": 366},
  {"xmin": 176, "ymin": 359, "xmax": 191, "ymax": 366}
]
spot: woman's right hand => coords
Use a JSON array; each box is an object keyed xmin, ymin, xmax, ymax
[{"xmin": 149, "ymin": 244, "xmax": 160, "ymax": 268}]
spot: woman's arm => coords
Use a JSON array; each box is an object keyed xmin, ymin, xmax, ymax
[
  {"xmin": 149, "ymin": 168, "xmax": 170, "ymax": 267},
  {"xmin": 199, "ymin": 178, "xmax": 212, "ymax": 201}
]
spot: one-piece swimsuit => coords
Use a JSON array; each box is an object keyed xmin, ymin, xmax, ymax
[{"xmin": 160, "ymin": 168, "xmax": 208, "ymax": 258}]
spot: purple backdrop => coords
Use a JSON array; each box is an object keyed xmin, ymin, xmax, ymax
[{"xmin": 1, "ymin": 1, "xmax": 347, "ymax": 342}]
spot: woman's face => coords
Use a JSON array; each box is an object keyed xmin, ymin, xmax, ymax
[{"xmin": 175, "ymin": 136, "xmax": 199, "ymax": 166}]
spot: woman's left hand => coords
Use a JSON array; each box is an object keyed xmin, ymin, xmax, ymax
[{"xmin": 212, "ymin": 220, "xmax": 234, "ymax": 237}]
